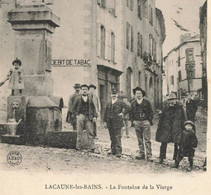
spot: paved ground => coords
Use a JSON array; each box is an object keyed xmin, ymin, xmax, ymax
[{"xmin": 0, "ymin": 107, "xmax": 207, "ymax": 175}]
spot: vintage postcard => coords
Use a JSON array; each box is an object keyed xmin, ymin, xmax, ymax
[{"xmin": 0, "ymin": 0, "xmax": 210, "ymax": 194}]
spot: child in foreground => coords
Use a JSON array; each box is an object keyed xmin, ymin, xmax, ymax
[{"xmin": 174, "ymin": 120, "xmax": 198, "ymax": 171}]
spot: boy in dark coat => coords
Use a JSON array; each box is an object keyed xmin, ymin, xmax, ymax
[
  {"xmin": 103, "ymin": 89, "xmax": 130, "ymax": 157},
  {"xmin": 174, "ymin": 120, "xmax": 198, "ymax": 171}
]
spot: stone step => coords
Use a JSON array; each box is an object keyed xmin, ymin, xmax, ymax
[{"xmin": 47, "ymin": 131, "xmax": 77, "ymax": 149}]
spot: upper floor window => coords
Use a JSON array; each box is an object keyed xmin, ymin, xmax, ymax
[
  {"xmin": 131, "ymin": 26, "xmax": 134, "ymax": 52},
  {"xmin": 178, "ymin": 57, "xmax": 181, "ymax": 67},
  {"xmin": 170, "ymin": 75, "xmax": 174, "ymax": 85},
  {"xmin": 178, "ymin": 71, "xmax": 182, "ymax": 82},
  {"xmin": 111, "ymin": 32, "xmax": 115, "ymax": 63},
  {"xmin": 126, "ymin": 0, "xmax": 134, "ymax": 10},
  {"xmin": 137, "ymin": 32, "xmax": 143, "ymax": 58},
  {"xmin": 100, "ymin": 25, "xmax": 106, "ymax": 59},
  {"xmin": 130, "ymin": 0, "xmax": 134, "ymax": 10},
  {"xmin": 137, "ymin": 0, "xmax": 142, "ymax": 19},
  {"xmin": 126, "ymin": 22, "xmax": 130, "ymax": 49},
  {"xmin": 185, "ymin": 48, "xmax": 194, "ymax": 62},
  {"xmin": 126, "ymin": 22, "xmax": 134, "ymax": 52},
  {"xmin": 98, "ymin": 0, "xmax": 106, "ymax": 8},
  {"xmin": 149, "ymin": 34, "xmax": 153, "ymax": 56},
  {"xmin": 98, "ymin": 0, "xmax": 116, "ymax": 16},
  {"xmin": 149, "ymin": 6, "xmax": 153, "ymax": 25}
]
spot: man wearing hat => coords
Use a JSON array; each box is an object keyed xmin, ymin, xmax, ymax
[
  {"xmin": 103, "ymin": 89, "xmax": 130, "ymax": 157},
  {"xmin": 186, "ymin": 93, "xmax": 198, "ymax": 122},
  {"xmin": 66, "ymin": 83, "xmax": 81, "ymax": 130},
  {"xmin": 89, "ymin": 84, "xmax": 101, "ymax": 138},
  {"xmin": 130, "ymin": 87, "xmax": 154, "ymax": 162},
  {"xmin": 156, "ymin": 93, "xmax": 186, "ymax": 164},
  {"xmin": 72, "ymin": 84, "xmax": 98, "ymax": 151}
]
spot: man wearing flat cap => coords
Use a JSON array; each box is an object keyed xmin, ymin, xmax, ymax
[
  {"xmin": 103, "ymin": 89, "xmax": 130, "ymax": 157},
  {"xmin": 72, "ymin": 84, "xmax": 98, "ymax": 151},
  {"xmin": 156, "ymin": 93, "xmax": 186, "ymax": 164},
  {"xmin": 66, "ymin": 83, "xmax": 81, "ymax": 130},
  {"xmin": 130, "ymin": 86, "xmax": 154, "ymax": 162},
  {"xmin": 88, "ymin": 84, "xmax": 101, "ymax": 138}
]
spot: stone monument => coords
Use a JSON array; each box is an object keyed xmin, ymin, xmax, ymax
[{"xmin": 1, "ymin": 0, "xmax": 65, "ymax": 146}]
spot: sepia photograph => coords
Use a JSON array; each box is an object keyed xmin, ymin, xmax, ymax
[{"xmin": 0, "ymin": 0, "xmax": 209, "ymax": 194}]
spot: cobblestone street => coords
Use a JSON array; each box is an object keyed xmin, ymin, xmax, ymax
[{"xmin": 0, "ymin": 108, "xmax": 207, "ymax": 175}]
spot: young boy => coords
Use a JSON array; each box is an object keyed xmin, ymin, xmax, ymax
[
  {"xmin": 174, "ymin": 120, "xmax": 198, "ymax": 171},
  {"xmin": 0, "ymin": 59, "xmax": 24, "ymax": 95}
]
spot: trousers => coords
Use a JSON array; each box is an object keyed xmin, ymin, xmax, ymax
[
  {"xmin": 107, "ymin": 120, "xmax": 122, "ymax": 155},
  {"xmin": 133, "ymin": 120, "xmax": 152, "ymax": 158},
  {"xmin": 159, "ymin": 142, "xmax": 179, "ymax": 160},
  {"xmin": 76, "ymin": 114, "xmax": 95, "ymax": 150}
]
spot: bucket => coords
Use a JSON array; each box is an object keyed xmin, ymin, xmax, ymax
[{"xmin": 7, "ymin": 119, "xmax": 22, "ymax": 135}]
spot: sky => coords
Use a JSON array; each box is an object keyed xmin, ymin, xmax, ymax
[{"xmin": 156, "ymin": 0, "xmax": 206, "ymax": 56}]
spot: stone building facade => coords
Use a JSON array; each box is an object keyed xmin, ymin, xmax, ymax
[
  {"xmin": 164, "ymin": 34, "xmax": 202, "ymax": 99},
  {"xmin": 0, "ymin": 0, "xmax": 165, "ymax": 115},
  {"xmin": 199, "ymin": 0, "xmax": 207, "ymax": 106}
]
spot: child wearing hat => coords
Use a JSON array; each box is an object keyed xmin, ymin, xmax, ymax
[
  {"xmin": 174, "ymin": 120, "xmax": 198, "ymax": 171},
  {"xmin": 0, "ymin": 59, "xmax": 24, "ymax": 96}
]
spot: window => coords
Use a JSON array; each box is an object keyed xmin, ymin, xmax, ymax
[
  {"xmin": 137, "ymin": 0, "xmax": 142, "ymax": 19},
  {"xmin": 126, "ymin": 22, "xmax": 130, "ymax": 49},
  {"xmin": 130, "ymin": 0, "xmax": 134, "ymax": 10},
  {"xmin": 107, "ymin": 0, "xmax": 116, "ymax": 16},
  {"xmin": 153, "ymin": 41, "xmax": 156, "ymax": 61},
  {"xmin": 149, "ymin": 34, "xmax": 153, "ymax": 56},
  {"xmin": 126, "ymin": 0, "xmax": 129, "ymax": 7},
  {"xmin": 100, "ymin": 25, "xmax": 105, "ymax": 59},
  {"xmin": 145, "ymin": 75, "xmax": 148, "ymax": 93},
  {"xmin": 171, "ymin": 75, "xmax": 174, "ymax": 85},
  {"xmin": 178, "ymin": 57, "xmax": 181, "ymax": 67},
  {"xmin": 137, "ymin": 32, "xmax": 142, "ymax": 58},
  {"xmin": 126, "ymin": 22, "xmax": 134, "ymax": 52},
  {"xmin": 178, "ymin": 71, "xmax": 182, "ymax": 82},
  {"xmin": 138, "ymin": 71, "xmax": 141, "ymax": 86},
  {"xmin": 185, "ymin": 48, "xmax": 194, "ymax": 62},
  {"xmin": 131, "ymin": 26, "xmax": 134, "ymax": 52},
  {"xmin": 111, "ymin": 32, "xmax": 115, "ymax": 63},
  {"xmin": 149, "ymin": 6, "xmax": 153, "ymax": 25}
]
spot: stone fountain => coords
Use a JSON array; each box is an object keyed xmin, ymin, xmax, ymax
[{"xmin": 0, "ymin": 0, "xmax": 77, "ymax": 148}]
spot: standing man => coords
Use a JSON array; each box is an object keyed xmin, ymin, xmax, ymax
[
  {"xmin": 130, "ymin": 87, "xmax": 154, "ymax": 162},
  {"xmin": 103, "ymin": 89, "xmax": 130, "ymax": 157},
  {"xmin": 89, "ymin": 84, "xmax": 101, "ymax": 139},
  {"xmin": 72, "ymin": 84, "xmax": 97, "ymax": 152},
  {"xmin": 156, "ymin": 93, "xmax": 186, "ymax": 164},
  {"xmin": 66, "ymin": 83, "xmax": 81, "ymax": 130},
  {"xmin": 186, "ymin": 93, "xmax": 198, "ymax": 122}
]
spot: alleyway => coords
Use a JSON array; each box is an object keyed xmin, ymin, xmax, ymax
[{"xmin": 0, "ymin": 107, "xmax": 207, "ymax": 175}]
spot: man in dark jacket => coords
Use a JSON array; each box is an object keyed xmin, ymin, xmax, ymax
[
  {"xmin": 66, "ymin": 83, "xmax": 81, "ymax": 130},
  {"xmin": 156, "ymin": 93, "xmax": 186, "ymax": 164},
  {"xmin": 186, "ymin": 93, "xmax": 198, "ymax": 122},
  {"xmin": 103, "ymin": 89, "xmax": 130, "ymax": 157},
  {"xmin": 130, "ymin": 87, "xmax": 154, "ymax": 162},
  {"xmin": 72, "ymin": 84, "xmax": 97, "ymax": 151}
]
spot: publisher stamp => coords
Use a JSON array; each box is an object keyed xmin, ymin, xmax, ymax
[{"xmin": 7, "ymin": 151, "xmax": 22, "ymax": 166}]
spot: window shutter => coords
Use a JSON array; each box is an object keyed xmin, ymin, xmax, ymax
[{"xmin": 97, "ymin": 23, "xmax": 101, "ymax": 58}]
